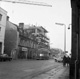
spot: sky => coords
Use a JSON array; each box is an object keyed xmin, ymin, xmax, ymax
[{"xmin": 0, "ymin": 0, "xmax": 72, "ymax": 53}]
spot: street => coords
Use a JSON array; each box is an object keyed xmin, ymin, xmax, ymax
[
  {"xmin": 32, "ymin": 64, "xmax": 69, "ymax": 79},
  {"xmin": 0, "ymin": 59, "xmax": 67, "ymax": 79}
]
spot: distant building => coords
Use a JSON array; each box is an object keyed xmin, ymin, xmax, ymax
[
  {"xmin": 0, "ymin": 7, "xmax": 7, "ymax": 54},
  {"xmin": 4, "ymin": 16, "xmax": 19, "ymax": 59}
]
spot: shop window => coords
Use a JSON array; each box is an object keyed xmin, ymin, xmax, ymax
[{"xmin": 0, "ymin": 14, "xmax": 2, "ymax": 21}]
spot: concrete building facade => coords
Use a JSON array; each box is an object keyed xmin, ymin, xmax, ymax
[
  {"xmin": 0, "ymin": 7, "xmax": 7, "ymax": 54},
  {"xmin": 18, "ymin": 23, "xmax": 50, "ymax": 59},
  {"xmin": 4, "ymin": 21, "xmax": 50, "ymax": 59},
  {"xmin": 4, "ymin": 16, "xmax": 19, "ymax": 59}
]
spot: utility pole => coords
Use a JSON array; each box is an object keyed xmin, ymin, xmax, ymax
[{"xmin": 55, "ymin": 23, "xmax": 66, "ymax": 53}]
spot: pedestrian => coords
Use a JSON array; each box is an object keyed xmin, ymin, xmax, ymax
[
  {"xmin": 63, "ymin": 54, "xmax": 71, "ymax": 67},
  {"xmin": 66, "ymin": 56, "xmax": 69, "ymax": 66},
  {"xmin": 67, "ymin": 56, "xmax": 71, "ymax": 66},
  {"xmin": 63, "ymin": 55, "xmax": 67, "ymax": 67}
]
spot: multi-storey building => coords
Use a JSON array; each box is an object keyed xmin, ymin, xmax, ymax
[
  {"xmin": 4, "ymin": 16, "xmax": 19, "ymax": 59},
  {"xmin": 18, "ymin": 23, "xmax": 50, "ymax": 59},
  {"xmin": 33, "ymin": 26, "xmax": 50, "ymax": 48},
  {"xmin": 0, "ymin": 7, "xmax": 7, "ymax": 54},
  {"xmin": 27, "ymin": 25, "xmax": 50, "ymax": 48},
  {"xmin": 18, "ymin": 23, "xmax": 37, "ymax": 59}
]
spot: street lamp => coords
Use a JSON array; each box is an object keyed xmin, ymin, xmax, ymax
[
  {"xmin": 68, "ymin": 24, "xmax": 72, "ymax": 29},
  {"xmin": 68, "ymin": 24, "xmax": 72, "ymax": 53},
  {"xmin": 55, "ymin": 23, "xmax": 66, "ymax": 53}
]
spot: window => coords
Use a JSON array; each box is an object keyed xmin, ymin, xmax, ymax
[{"xmin": 0, "ymin": 14, "xmax": 2, "ymax": 21}]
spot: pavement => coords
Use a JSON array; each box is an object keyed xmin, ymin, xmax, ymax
[
  {"xmin": 32, "ymin": 66, "xmax": 69, "ymax": 79},
  {"xmin": 57, "ymin": 66, "xmax": 69, "ymax": 79}
]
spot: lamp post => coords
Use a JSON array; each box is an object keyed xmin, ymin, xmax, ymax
[
  {"xmin": 68, "ymin": 24, "xmax": 72, "ymax": 53},
  {"xmin": 55, "ymin": 23, "xmax": 66, "ymax": 53},
  {"xmin": 68, "ymin": 24, "xmax": 72, "ymax": 29}
]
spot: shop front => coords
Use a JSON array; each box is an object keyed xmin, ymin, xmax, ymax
[
  {"xmin": 18, "ymin": 47, "xmax": 28, "ymax": 59},
  {"xmin": 27, "ymin": 48, "xmax": 37, "ymax": 59}
]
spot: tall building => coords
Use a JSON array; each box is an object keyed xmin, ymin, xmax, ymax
[
  {"xmin": 18, "ymin": 23, "xmax": 50, "ymax": 59},
  {"xmin": 0, "ymin": 7, "xmax": 7, "ymax": 54},
  {"xmin": 4, "ymin": 16, "xmax": 19, "ymax": 59},
  {"xmin": 34, "ymin": 26, "xmax": 50, "ymax": 48},
  {"xmin": 28, "ymin": 25, "xmax": 50, "ymax": 48}
]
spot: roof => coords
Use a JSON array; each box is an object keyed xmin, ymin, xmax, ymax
[
  {"xmin": 24, "ymin": 25, "xmax": 48, "ymax": 33},
  {"xmin": 38, "ymin": 26, "xmax": 48, "ymax": 33},
  {"xmin": 0, "ymin": 7, "xmax": 7, "ymax": 14},
  {"xmin": 6, "ymin": 21, "xmax": 18, "ymax": 31}
]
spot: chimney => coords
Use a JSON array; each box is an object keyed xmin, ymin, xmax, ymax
[
  {"xmin": 7, "ymin": 16, "xmax": 9, "ymax": 21},
  {"xmin": 19, "ymin": 23, "xmax": 24, "ymax": 29}
]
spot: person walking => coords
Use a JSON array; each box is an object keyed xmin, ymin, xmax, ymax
[
  {"xmin": 63, "ymin": 55, "xmax": 67, "ymax": 67},
  {"xmin": 67, "ymin": 56, "xmax": 71, "ymax": 66}
]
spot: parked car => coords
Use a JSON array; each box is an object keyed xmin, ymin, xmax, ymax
[
  {"xmin": 0, "ymin": 54, "xmax": 12, "ymax": 61},
  {"xmin": 54, "ymin": 57, "xmax": 63, "ymax": 62}
]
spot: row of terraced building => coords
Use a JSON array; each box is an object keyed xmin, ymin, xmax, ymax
[{"xmin": 0, "ymin": 7, "xmax": 50, "ymax": 59}]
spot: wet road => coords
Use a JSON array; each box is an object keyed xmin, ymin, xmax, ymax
[{"xmin": 0, "ymin": 59, "xmax": 62, "ymax": 79}]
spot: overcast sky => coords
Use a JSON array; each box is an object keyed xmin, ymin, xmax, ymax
[{"xmin": 0, "ymin": 0, "xmax": 72, "ymax": 53}]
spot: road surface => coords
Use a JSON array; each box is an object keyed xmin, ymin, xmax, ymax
[
  {"xmin": 32, "ymin": 65, "xmax": 69, "ymax": 79},
  {"xmin": 0, "ymin": 59, "xmax": 64, "ymax": 79}
]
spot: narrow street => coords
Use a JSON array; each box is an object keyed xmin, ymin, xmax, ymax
[{"xmin": 0, "ymin": 59, "xmax": 67, "ymax": 79}]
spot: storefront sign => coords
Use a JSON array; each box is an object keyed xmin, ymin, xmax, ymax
[{"xmin": 22, "ymin": 47, "xmax": 28, "ymax": 51}]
